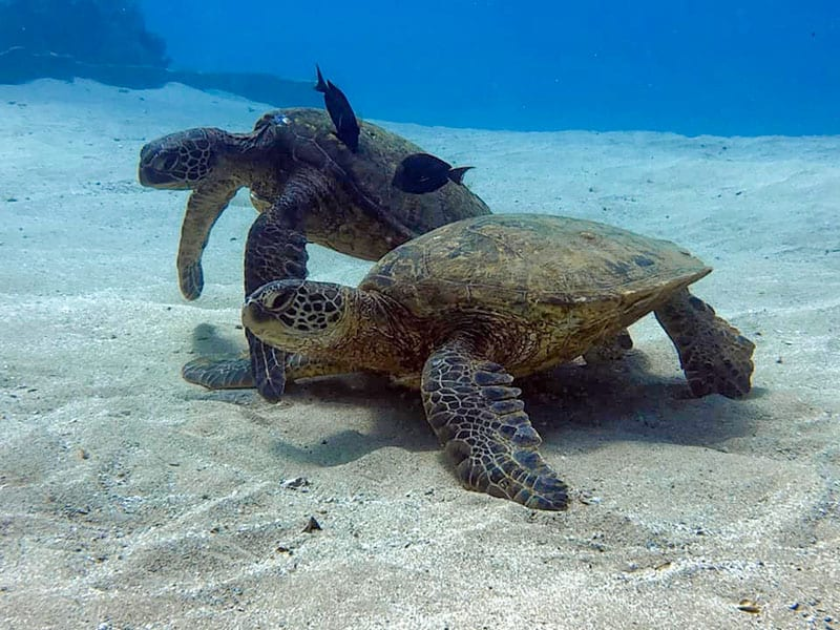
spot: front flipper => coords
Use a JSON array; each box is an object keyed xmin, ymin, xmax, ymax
[
  {"xmin": 245, "ymin": 190, "xmax": 313, "ymax": 401},
  {"xmin": 654, "ymin": 288, "xmax": 755, "ymax": 399},
  {"xmin": 178, "ymin": 179, "xmax": 238, "ymax": 300},
  {"xmin": 182, "ymin": 353, "xmax": 356, "ymax": 390},
  {"xmin": 421, "ymin": 338, "xmax": 569, "ymax": 510},
  {"xmin": 247, "ymin": 331, "xmax": 288, "ymax": 401},
  {"xmin": 182, "ymin": 354, "xmax": 254, "ymax": 389}
]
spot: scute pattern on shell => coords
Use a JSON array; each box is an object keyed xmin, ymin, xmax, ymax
[
  {"xmin": 252, "ymin": 108, "xmax": 491, "ymax": 240},
  {"xmin": 362, "ymin": 213, "xmax": 711, "ymax": 319}
]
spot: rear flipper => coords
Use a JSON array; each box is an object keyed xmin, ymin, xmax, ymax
[
  {"xmin": 421, "ymin": 337, "xmax": 568, "ymax": 510},
  {"xmin": 655, "ymin": 288, "xmax": 755, "ymax": 399},
  {"xmin": 182, "ymin": 353, "xmax": 356, "ymax": 390}
]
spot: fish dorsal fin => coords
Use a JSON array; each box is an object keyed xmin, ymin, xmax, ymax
[{"xmin": 314, "ymin": 64, "xmax": 328, "ymax": 92}]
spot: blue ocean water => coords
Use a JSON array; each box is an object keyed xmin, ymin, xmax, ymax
[{"xmin": 140, "ymin": 0, "xmax": 840, "ymax": 136}]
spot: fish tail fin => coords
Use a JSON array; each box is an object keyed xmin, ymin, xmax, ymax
[
  {"xmin": 448, "ymin": 166, "xmax": 474, "ymax": 185},
  {"xmin": 315, "ymin": 64, "xmax": 328, "ymax": 92}
]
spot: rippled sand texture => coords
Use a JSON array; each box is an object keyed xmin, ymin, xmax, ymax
[{"xmin": 1, "ymin": 80, "xmax": 838, "ymax": 629}]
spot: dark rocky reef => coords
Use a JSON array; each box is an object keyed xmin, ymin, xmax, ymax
[
  {"xmin": 0, "ymin": 0, "xmax": 168, "ymax": 67},
  {"xmin": 0, "ymin": 0, "xmax": 319, "ymax": 107}
]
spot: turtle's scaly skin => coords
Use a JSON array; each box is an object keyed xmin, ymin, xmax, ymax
[
  {"xmin": 242, "ymin": 214, "xmax": 755, "ymax": 510},
  {"xmin": 138, "ymin": 108, "xmax": 490, "ymax": 398},
  {"xmin": 138, "ymin": 126, "xmax": 275, "ymax": 300},
  {"xmin": 182, "ymin": 352, "xmax": 356, "ymax": 389}
]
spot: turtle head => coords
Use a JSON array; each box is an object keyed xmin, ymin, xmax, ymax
[
  {"xmin": 242, "ymin": 279, "xmax": 351, "ymax": 354},
  {"xmin": 138, "ymin": 128, "xmax": 227, "ymax": 190}
]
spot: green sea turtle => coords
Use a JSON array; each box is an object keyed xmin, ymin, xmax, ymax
[
  {"xmin": 240, "ymin": 213, "xmax": 756, "ymax": 509},
  {"xmin": 138, "ymin": 108, "xmax": 491, "ymax": 400}
]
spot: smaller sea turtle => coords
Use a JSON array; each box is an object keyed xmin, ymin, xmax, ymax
[
  {"xmin": 138, "ymin": 108, "xmax": 490, "ymax": 400},
  {"xmin": 240, "ymin": 214, "xmax": 755, "ymax": 509}
]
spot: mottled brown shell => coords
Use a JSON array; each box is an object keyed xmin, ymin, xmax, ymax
[
  {"xmin": 361, "ymin": 213, "xmax": 711, "ymax": 319},
  {"xmin": 253, "ymin": 108, "xmax": 490, "ymax": 240}
]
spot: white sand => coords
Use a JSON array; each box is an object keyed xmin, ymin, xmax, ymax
[{"xmin": 1, "ymin": 79, "xmax": 838, "ymax": 629}]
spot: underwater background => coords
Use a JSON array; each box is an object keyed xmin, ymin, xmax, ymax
[
  {"xmin": 3, "ymin": 1, "xmax": 840, "ymax": 628},
  {"xmin": 140, "ymin": 0, "xmax": 840, "ymax": 135}
]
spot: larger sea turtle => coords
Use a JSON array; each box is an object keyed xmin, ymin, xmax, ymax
[
  {"xmin": 241, "ymin": 213, "xmax": 756, "ymax": 509},
  {"xmin": 138, "ymin": 108, "xmax": 491, "ymax": 400}
]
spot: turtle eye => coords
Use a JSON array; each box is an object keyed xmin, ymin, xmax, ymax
[
  {"xmin": 263, "ymin": 286, "xmax": 296, "ymax": 312},
  {"xmin": 164, "ymin": 154, "xmax": 179, "ymax": 170},
  {"xmin": 151, "ymin": 152, "xmax": 179, "ymax": 172}
]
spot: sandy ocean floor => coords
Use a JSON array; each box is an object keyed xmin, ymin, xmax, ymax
[{"xmin": 1, "ymin": 79, "xmax": 838, "ymax": 629}]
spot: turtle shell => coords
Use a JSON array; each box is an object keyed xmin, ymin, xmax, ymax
[
  {"xmin": 253, "ymin": 108, "xmax": 490, "ymax": 240},
  {"xmin": 361, "ymin": 213, "xmax": 711, "ymax": 321}
]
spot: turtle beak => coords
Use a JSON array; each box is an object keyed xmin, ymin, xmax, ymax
[
  {"xmin": 242, "ymin": 297, "xmax": 270, "ymax": 330},
  {"xmin": 242, "ymin": 280, "xmax": 299, "ymax": 337},
  {"xmin": 138, "ymin": 165, "xmax": 173, "ymax": 187}
]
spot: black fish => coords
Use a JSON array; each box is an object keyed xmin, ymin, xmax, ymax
[
  {"xmin": 315, "ymin": 64, "xmax": 360, "ymax": 152},
  {"xmin": 392, "ymin": 153, "xmax": 473, "ymax": 194}
]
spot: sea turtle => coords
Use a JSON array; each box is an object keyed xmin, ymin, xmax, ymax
[
  {"xmin": 138, "ymin": 108, "xmax": 491, "ymax": 400},
  {"xmin": 240, "ymin": 213, "xmax": 755, "ymax": 509}
]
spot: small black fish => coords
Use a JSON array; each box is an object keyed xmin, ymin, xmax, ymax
[
  {"xmin": 315, "ymin": 64, "xmax": 360, "ymax": 152},
  {"xmin": 392, "ymin": 153, "xmax": 473, "ymax": 194}
]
